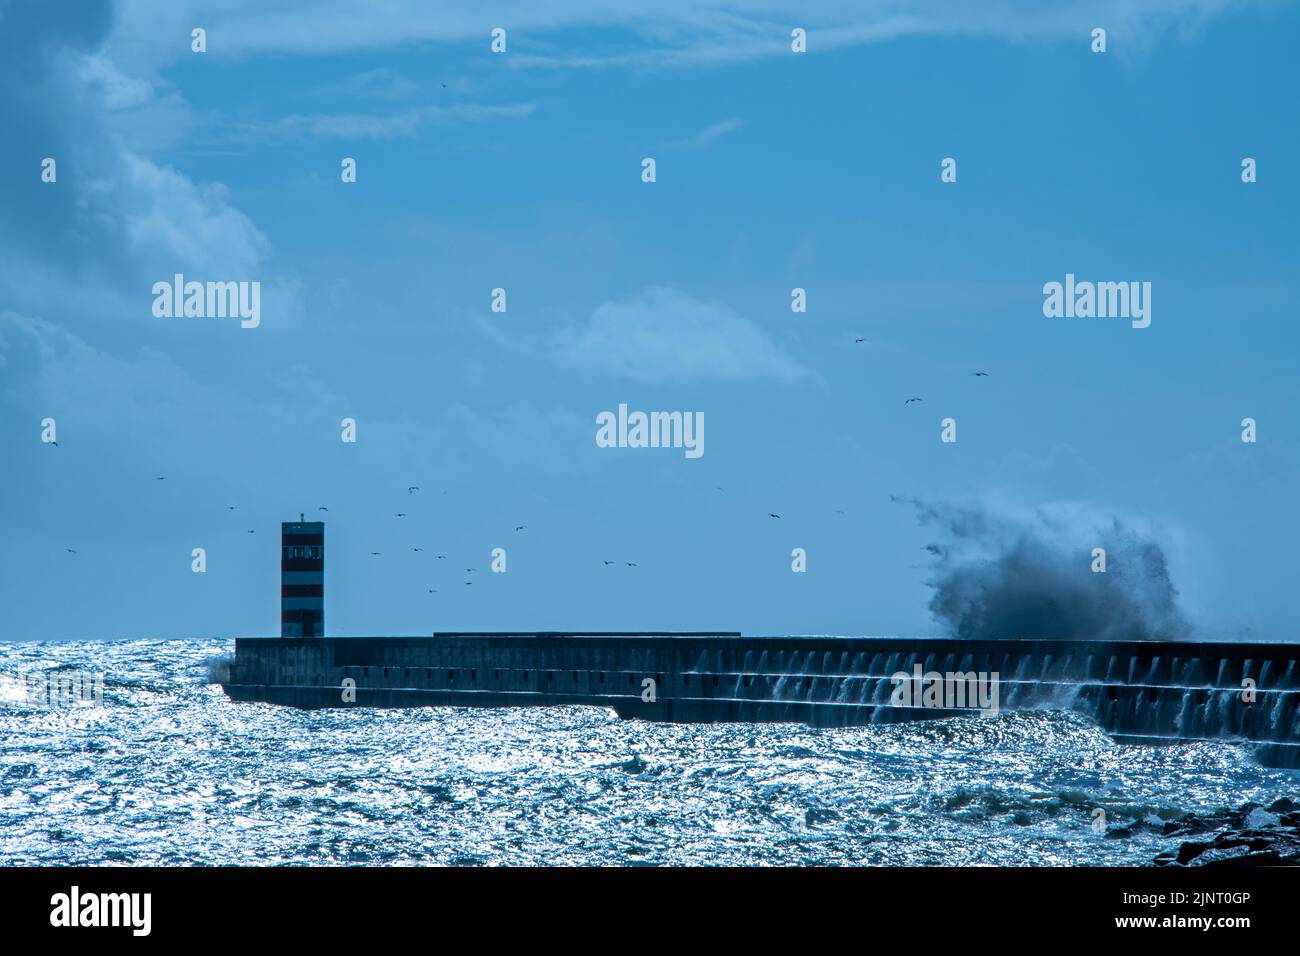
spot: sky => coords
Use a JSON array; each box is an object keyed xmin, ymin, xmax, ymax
[{"xmin": 1, "ymin": 0, "xmax": 1296, "ymax": 641}]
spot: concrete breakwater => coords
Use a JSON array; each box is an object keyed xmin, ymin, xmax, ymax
[{"xmin": 221, "ymin": 632, "xmax": 1300, "ymax": 767}]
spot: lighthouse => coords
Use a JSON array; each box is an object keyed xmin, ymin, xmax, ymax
[{"xmin": 281, "ymin": 518, "xmax": 324, "ymax": 637}]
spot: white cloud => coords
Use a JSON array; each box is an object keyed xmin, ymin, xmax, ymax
[
  {"xmin": 220, "ymin": 102, "xmax": 537, "ymax": 144},
  {"xmin": 560, "ymin": 287, "xmax": 811, "ymax": 384},
  {"xmin": 103, "ymin": 0, "xmax": 1249, "ymax": 72},
  {"xmin": 661, "ymin": 118, "xmax": 744, "ymax": 152},
  {"xmin": 116, "ymin": 153, "xmax": 271, "ymax": 276}
]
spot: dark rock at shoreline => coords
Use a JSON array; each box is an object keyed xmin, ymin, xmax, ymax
[{"xmin": 1155, "ymin": 799, "xmax": 1300, "ymax": 867}]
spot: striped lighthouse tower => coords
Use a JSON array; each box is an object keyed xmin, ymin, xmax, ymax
[{"xmin": 281, "ymin": 516, "xmax": 324, "ymax": 637}]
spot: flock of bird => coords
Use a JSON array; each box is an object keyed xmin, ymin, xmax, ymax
[{"xmin": 54, "ymin": 368, "xmax": 992, "ymax": 569}]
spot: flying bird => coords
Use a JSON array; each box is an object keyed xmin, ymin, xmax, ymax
[
  {"xmin": 464, "ymin": 581, "xmax": 472, "ymax": 586},
  {"xmin": 514, "ymin": 525, "xmax": 527, "ymax": 532},
  {"xmin": 427, "ymin": 588, "xmax": 437, "ymax": 593},
  {"xmin": 408, "ymin": 486, "xmax": 419, "ymax": 494},
  {"xmin": 155, "ymin": 476, "xmax": 167, "ymax": 481},
  {"xmin": 64, "ymin": 548, "xmax": 76, "ymax": 554},
  {"xmin": 227, "ymin": 506, "xmax": 237, "ymax": 511},
  {"xmin": 464, "ymin": 568, "xmax": 476, "ymax": 573},
  {"xmin": 626, "ymin": 562, "xmax": 638, "ymax": 568},
  {"xmin": 394, "ymin": 513, "xmax": 407, "ymax": 518},
  {"xmin": 768, "ymin": 513, "xmax": 781, "ymax": 519},
  {"xmin": 412, "ymin": 547, "xmax": 424, "ymax": 552},
  {"xmin": 370, "ymin": 551, "xmax": 382, "ymax": 556},
  {"xmin": 854, "ymin": 337, "xmax": 866, "ymax": 344},
  {"xmin": 246, "ymin": 530, "xmax": 256, "ymax": 534},
  {"xmin": 436, "ymin": 554, "xmax": 447, "ymax": 560},
  {"xmin": 603, "ymin": 560, "xmax": 616, "ymax": 566},
  {"xmin": 318, "ymin": 506, "xmax": 329, "ymax": 512},
  {"xmin": 904, "ymin": 398, "xmax": 923, "ymax": 405},
  {"xmin": 973, "ymin": 371, "xmax": 990, "ymax": 377}
]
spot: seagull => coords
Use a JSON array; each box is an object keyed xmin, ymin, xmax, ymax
[
  {"xmin": 412, "ymin": 547, "xmax": 424, "ymax": 552},
  {"xmin": 768, "ymin": 513, "xmax": 781, "ymax": 519},
  {"xmin": 370, "ymin": 551, "xmax": 382, "ymax": 556},
  {"xmin": 246, "ymin": 530, "xmax": 256, "ymax": 534},
  {"xmin": 834, "ymin": 509, "xmax": 846, "ymax": 515},
  {"xmin": 155, "ymin": 476, "xmax": 167, "ymax": 481},
  {"xmin": 318, "ymin": 506, "xmax": 329, "ymax": 512},
  {"xmin": 227, "ymin": 505, "xmax": 237, "ymax": 511},
  {"xmin": 64, "ymin": 548, "xmax": 76, "ymax": 554},
  {"xmin": 973, "ymin": 371, "xmax": 990, "ymax": 377},
  {"xmin": 464, "ymin": 568, "xmax": 476, "ymax": 573},
  {"xmin": 435, "ymin": 554, "xmax": 447, "ymax": 560},
  {"xmin": 904, "ymin": 398, "xmax": 923, "ymax": 405},
  {"xmin": 514, "ymin": 525, "xmax": 527, "ymax": 532},
  {"xmin": 603, "ymin": 560, "xmax": 616, "ymax": 565},
  {"xmin": 854, "ymin": 337, "xmax": 866, "ymax": 344},
  {"xmin": 427, "ymin": 588, "xmax": 437, "ymax": 594},
  {"xmin": 394, "ymin": 512, "xmax": 407, "ymax": 518},
  {"xmin": 626, "ymin": 562, "xmax": 638, "ymax": 568},
  {"xmin": 464, "ymin": 581, "xmax": 473, "ymax": 586},
  {"xmin": 408, "ymin": 486, "xmax": 419, "ymax": 494},
  {"xmin": 50, "ymin": 440, "xmax": 58, "ymax": 447}
]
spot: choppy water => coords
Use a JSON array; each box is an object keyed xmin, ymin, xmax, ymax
[{"xmin": 1, "ymin": 639, "xmax": 1296, "ymax": 866}]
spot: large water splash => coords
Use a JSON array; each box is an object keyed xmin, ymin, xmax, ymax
[{"xmin": 896, "ymin": 498, "xmax": 1193, "ymax": 642}]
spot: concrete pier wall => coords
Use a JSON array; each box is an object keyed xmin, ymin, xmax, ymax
[{"xmin": 222, "ymin": 632, "xmax": 1300, "ymax": 766}]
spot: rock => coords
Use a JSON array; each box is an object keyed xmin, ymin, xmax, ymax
[
  {"xmin": 1155, "ymin": 801, "xmax": 1300, "ymax": 866},
  {"xmin": 1244, "ymin": 807, "xmax": 1281, "ymax": 829}
]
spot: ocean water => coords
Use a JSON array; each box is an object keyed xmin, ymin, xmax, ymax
[{"xmin": 1, "ymin": 639, "xmax": 1296, "ymax": 866}]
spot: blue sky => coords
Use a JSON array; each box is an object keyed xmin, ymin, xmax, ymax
[{"xmin": 1, "ymin": 0, "xmax": 1296, "ymax": 641}]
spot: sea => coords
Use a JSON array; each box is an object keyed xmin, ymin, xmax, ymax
[{"xmin": 1, "ymin": 639, "xmax": 1296, "ymax": 866}]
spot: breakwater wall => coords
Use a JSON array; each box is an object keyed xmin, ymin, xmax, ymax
[{"xmin": 221, "ymin": 633, "xmax": 1300, "ymax": 767}]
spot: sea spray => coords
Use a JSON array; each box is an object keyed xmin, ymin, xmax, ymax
[
  {"xmin": 204, "ymin": 654, "xmax": 234, "ymax": 684},
  {"xmin": 895, "ymin": 497, "xmax": 1192, "ymax": 642}
]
